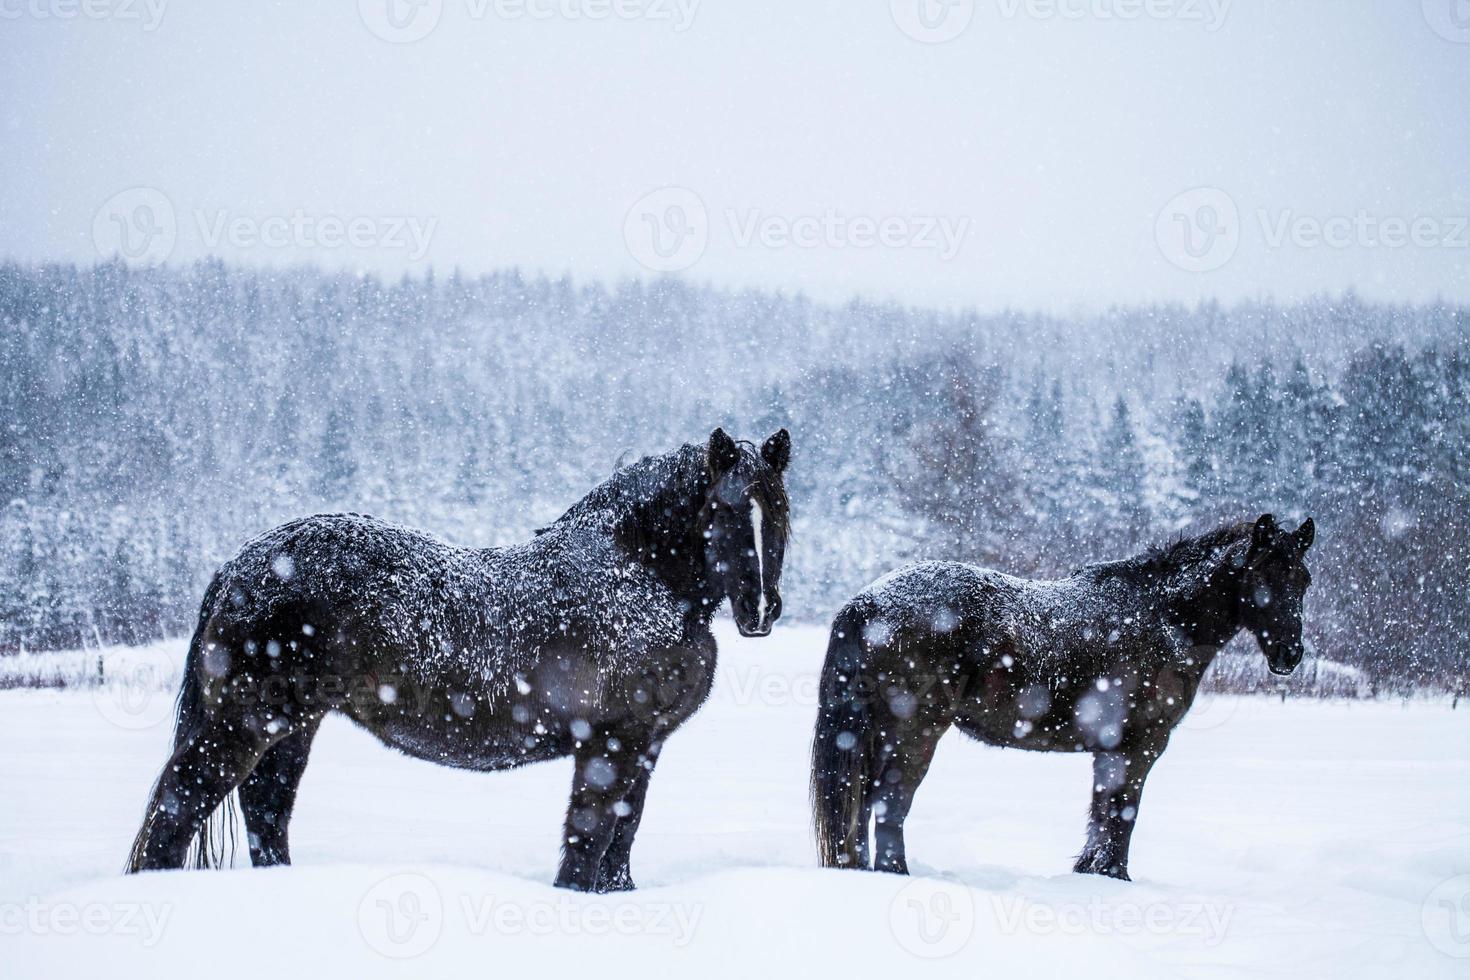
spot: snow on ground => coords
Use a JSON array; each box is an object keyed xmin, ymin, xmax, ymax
[
  {"xmin": 2, "ymin": 624, "xmax": 1467, "ymax": 978},
  {"xmin": 0, "ymin": 638, "xmax": 180, "ymax": 692}
]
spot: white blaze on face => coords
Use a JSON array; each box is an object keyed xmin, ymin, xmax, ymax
[{"xmin": 750, "ymin": 497, "xmax": 766, "ymax": 626}]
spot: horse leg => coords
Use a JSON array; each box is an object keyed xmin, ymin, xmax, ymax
[
  {"xmin": 871, "ymin": 715, "xmax": 948, "ymax": 875},
  {"xmin": 1074, "ymin": 734, "xmax": 1168, "ymax": 881},
  {"xmin": 555, "ymin": 729, "xmax": 654, "ymax": 892},
  {"xmin": 129, "ymin": 719, "xmax": 286, "ymax": 871},
  {"xmin": 239, "ymin": 717, "xmax": 321, "ymax": 867},
  {"xmin": 594, "ymin": 741, "xmax": 660, "ymax": 892}
]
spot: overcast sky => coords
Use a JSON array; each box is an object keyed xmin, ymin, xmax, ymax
[{"xmin": 3, "ymin": 0, "xmax": 1467, "ymax": 311}]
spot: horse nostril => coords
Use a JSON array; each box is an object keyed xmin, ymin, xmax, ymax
[{"xmin": 733, "ymin": 594, "xmax": 759, "ymax": 621}]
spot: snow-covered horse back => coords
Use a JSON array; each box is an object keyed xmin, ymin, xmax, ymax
[
  {"xmin": 812, "ymin": 513, "xmax": 1315, "ymax": 880},
  {"xmin": 127, "ymin": 427, "xmax": 791, "ymax": 891}
]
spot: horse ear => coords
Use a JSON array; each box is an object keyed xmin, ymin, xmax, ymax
[
  {"xmin": 1251, "ymin": 513, "xmax": 1277, "ymax": 551},
  {"xmin": 708, "ymin": 427, "xmax": 739, "ymax": 477},
  {"xmin": 761, "ymin": 428, "xmax": 790, "ymax": 473},
  {"xmin": 1294, "ymin": 517, "xmax": 1315, "ymax": 551}
]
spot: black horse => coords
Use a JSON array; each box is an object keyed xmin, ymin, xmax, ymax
[
  {"xmin": 128, "ymin": 428, "xmax": 791, "ymax": 891},
  {"xmin": 812, "ymin": 513, "xmax": 1314, "ymax": 881}
]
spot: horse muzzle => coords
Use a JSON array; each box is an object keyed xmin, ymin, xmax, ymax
[
  {"xmin": 1268, "ymin": 646, "xmax": 1304, "ymax": 676},
  {"xmin": 733, "ymin": 592, "xmax": 780, "ymax": 637}
]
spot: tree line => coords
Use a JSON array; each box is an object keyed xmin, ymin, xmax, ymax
[{"xmin": 1, "ymin": 260, "xmax": 1465, "ymax": 692}]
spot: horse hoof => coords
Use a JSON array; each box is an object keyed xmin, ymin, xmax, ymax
[
  {"xmin": 594, "ymin": 870, "xmax": 636, "ymax": 892},
  {"xmin": 596, "ymin": 880, "xmax": 636, "ymax": 893},
  {"xmin": 553, "ymin": 875, "xmax": 596, "ymax": 892},
  {"xmin": 1075, "ymin": 861, "xmax": 1130, "ymax": 881}
]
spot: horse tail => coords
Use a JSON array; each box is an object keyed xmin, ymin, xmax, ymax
[
  {"xmin": 812, "ymin": 605, "xmax": 877, "ymax": 869},
  {"xmin": 127, "ymin": 573, "xmax": 240, "ymax": 873}
]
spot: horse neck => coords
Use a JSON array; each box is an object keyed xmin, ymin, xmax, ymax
[
  {"xmin": 1157, "ymin": 536, "xmax": 1249, "ymax": 654},
  {"xmin": 607, "ymin": 472, "xmax": 720, "ymax": 620},
  {"xmin": 634, "ymin": 533, "xmax": 722, "ymax": 630}
]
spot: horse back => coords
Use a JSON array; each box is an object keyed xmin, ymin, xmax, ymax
[
  {"xmin": 837, "ymin": 560, "xmax": 1202, "ymax": 752},
  {"xmin": 198, "ymin": 512, "xmax": 696, "ymax": 699}
]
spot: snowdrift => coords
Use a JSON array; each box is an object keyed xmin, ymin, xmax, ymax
[{"xmin": 2, "ymin": 625, "xmax": 1466, "ymax": 978}]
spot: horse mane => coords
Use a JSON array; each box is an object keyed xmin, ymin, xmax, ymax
[
  {"xmin": 537, "ymin": 440, "xmax": 791, "ymax": 548},
  {"xmin": 1085, "ymin": 521, "xmax": 1254, "ymax": 584}
]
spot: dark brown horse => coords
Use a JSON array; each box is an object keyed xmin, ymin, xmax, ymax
[
  {"xmin": 812, "ymin": 514, "xmax": 1314, "ymax": 880},
  {"xmin": 127, "ymin": 428, "xmax": 791, "ymax": 891}
]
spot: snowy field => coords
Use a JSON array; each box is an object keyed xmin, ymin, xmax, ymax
[{"xmin": 2, "ymin": 624, "xmax": 1467, "ymax": 978}]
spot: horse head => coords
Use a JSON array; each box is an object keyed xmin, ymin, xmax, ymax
[
  {"xmin": 1237, "ymin": 513, "xmax": 1316, "ymax": 675},
  {"xmin": 700, "ymin": 427, "xmax": 791, "ymax": 637}
]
